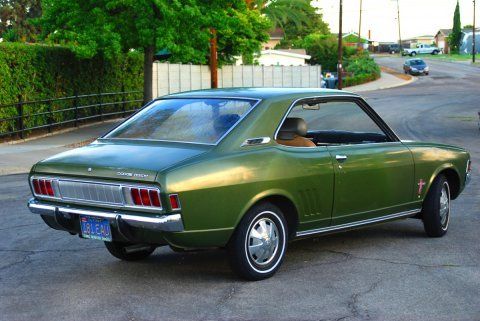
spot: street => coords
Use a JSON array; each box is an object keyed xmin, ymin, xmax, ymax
[{"xmin": 0, "ymin": 57, "xmax": 479, "ymax": 321}]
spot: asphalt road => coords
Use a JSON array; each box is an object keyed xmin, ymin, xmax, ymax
[{"xmin": 1, "ymin": 57, "xmax": 479, "ymax": 321}]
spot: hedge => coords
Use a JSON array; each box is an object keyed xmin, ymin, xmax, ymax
[
  {"xmin": 344, "ymin": 53, "xmax": 381, "ymax": 87},
  {"xmin": 0, "ymin": 43, "xmax": 143, "ymax": 135}
]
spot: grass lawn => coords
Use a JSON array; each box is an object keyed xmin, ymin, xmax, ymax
[{"xmin": 426, "ymin": 53, "xmax": 476, "ymax": 62}]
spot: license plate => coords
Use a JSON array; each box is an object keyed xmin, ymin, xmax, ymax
[{"xmin": 80, "ymin": 215, "xmax": 112, "ymax": 241}]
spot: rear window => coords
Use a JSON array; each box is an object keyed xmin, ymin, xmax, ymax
[
  {"xmin": 104, "ymin": 98, "xmax": 257, "ymax": 144},
  {"xmin": 410, "ymin": 60, "xmax": 425, "ymax": 65}
]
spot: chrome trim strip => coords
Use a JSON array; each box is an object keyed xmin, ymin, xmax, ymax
[
  {"xmin": 27, "ymin": 199, "xmax": 183, "ymax": 232},
  {"xmin": 466, "ymin": 159, "xmax": 472, "ymax": 185},
  {"xmin": 30, "ymin": 176, "xmax": 164, "ymax": 213},
  {"xmin": 296, "ymin": 209, "xmax": 420, "ymax": 237},
  {"xmin": 241, "ymin": 137, "xmax": 271, "ymax": 147}
]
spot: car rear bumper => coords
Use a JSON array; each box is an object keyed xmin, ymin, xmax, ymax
[{"xmin": 28, "ymin": 198, "xmax": 184, "ymax": 233}]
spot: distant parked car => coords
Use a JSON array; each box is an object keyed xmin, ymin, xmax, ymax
[
  {"xmin": 403, "ymin": 59, "xmax": 429, "ymax": 75},
  {"xmin": 388, "ymin": 44, "xmax": 401, "ymax": 54},
  {"xmin": 402, "ymin": 44, "xmax": 441, "ymax": 56}
]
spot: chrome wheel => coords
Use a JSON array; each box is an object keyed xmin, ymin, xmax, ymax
[
  {"xmin": 439, "ymin": 182, "xmax": 450, "ymax": 228},
  {"xmin": 247, "ymin": 217, "xmax": 279, "ymax": 266}
]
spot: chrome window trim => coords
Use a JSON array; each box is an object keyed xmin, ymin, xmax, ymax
[
  {"xmin": 30, "ymin": 175, "xmax": 164, "ymax": 213},
  {"xmin": 296, "ymin": 208, "xmax": 420, "ymax": 237},
  {"xmin": 273, "ymin": 94, "xmax": 400, "ymax": 148},
  {"xmin": 101, "ymin": 97, "xmax": 263, "ymax": 146}
]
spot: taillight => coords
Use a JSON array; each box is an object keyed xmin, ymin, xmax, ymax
[
  {"xmin": 467, "ymin": 160, "xmax": 472, "ymax": 173},
  {"xmin": 128, "ymin": 187, "xmax": 162, "ymax": 208},
  {"xmin": 169, "ymin": 194, "xmax": 181, "ymax": 211},
  {"xmin": 31, "ymin": 178, "xmax": 56, "ymax": 197}
]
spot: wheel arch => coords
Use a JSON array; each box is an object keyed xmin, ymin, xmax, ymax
[
  {"xmin": 233, "ymin": 189, "xmax": 299, "ymax": 239},
  {"xmin": 427, "ymin": 164, "xmax": 461, "ymax": 200}
]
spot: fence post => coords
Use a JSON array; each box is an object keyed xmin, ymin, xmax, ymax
[
  {"xmin": 47, "ymin": 100, "xmax": 53, "ymax": 133},
  {"xmin": 98, "ymin": 92, "xmax": 103, "ymax": 121},
  {"xmin": 16, "ymin": 95, "xmax": 24, "ymax": 139},
  {"xmin": 73, "ymin": 91, "xmax": 79, "ymax": 127},
  {"xmin": 121, "ymin": 85, "xmax": 127, "ymax": 117}
]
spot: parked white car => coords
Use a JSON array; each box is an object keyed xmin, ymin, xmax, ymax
[{"xmin": 402, "ymin": 44, "xmax": 441, "ymax": 56}]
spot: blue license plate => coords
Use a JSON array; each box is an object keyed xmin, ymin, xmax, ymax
[{"xmin": 80, "ymin": 215, "xmax": 112, "ymax": 241}]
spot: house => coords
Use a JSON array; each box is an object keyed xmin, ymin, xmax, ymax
[
  {"xmin": 256, "ymin": 49, "xmax": 311, "ymax": 66},
  {"xmin": 460, "ymin": 29, "xmax": 480, "ymax": 54},
  {"xmin": 341, "ymin": 32, "xmax": 370, "ymax": 50},
  {"xmin": 435, "ymin": 28, "xmax": 480, "ymax": 54},
  {"xmin": 402, "ymin": 35, "xmax": 435, "ymax": 49},
  {"xmin": 435, "ymin": 29, "xmax": 452, "ymax": 54},
  {"xmin": 263, "ymin": 28, "xmax": 285, "ymax": 50}
]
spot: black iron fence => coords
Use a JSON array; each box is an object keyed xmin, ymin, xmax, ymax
[{"xmin": 0, "ymin": 90, "xmax": 143, "ymax": 141}]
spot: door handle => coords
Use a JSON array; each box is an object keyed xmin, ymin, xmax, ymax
[{"xmin": 336, "ymin": 155, "xmax": 348, "ymax": 162}]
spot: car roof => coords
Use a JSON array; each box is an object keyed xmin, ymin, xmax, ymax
[
  {"xmin": 162, "ymin": 87, "xmax": 358, "ymax": 101},
  {"xmin": 406, "ymin": 58, "xmax": 426, "ymax": 62}
]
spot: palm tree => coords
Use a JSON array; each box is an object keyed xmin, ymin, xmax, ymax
[{"xmin": 248, "ymin": 0, "xmax": 312, "ymax": 30}]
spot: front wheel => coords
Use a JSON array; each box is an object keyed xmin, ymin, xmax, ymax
[
  {"xmin": 227, "ymin": 203, "xmax": 288, "ymax": 280},
  {"xmin": 421, "ymin": 174, "xmax": 451, "ymax": 237},
  {"xmin": 104, "ymin": 241, "xmax": 156, "ymax": 261},
  {"xmin": 410, "ymin": 52, "xmax": 417, "ymax": 56}
]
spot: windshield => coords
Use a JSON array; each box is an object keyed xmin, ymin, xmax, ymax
[
  {"xmin": 410, "ymin": 60, "xmax": 425, "ymax": 66},
  {"xmin": 104, "ymin": 98, "xmax": 257, "ymax": 144}
]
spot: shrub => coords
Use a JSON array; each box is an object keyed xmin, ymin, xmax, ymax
[
  {"xmin": 344, "ymin": 53, "xmax": 380, "ymax": 87},
  {"xmin": 0, "ymin": 43, "xmax": 143, "ymax": 135}
]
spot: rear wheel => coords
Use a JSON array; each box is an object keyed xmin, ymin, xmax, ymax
[
  {"xmin": 104, "ymin": 241, "xmax": 156, "ymax": 261},
  {"xmin": 227, "ymin": 203, "xmax": 288, "ymax": 280},
  {"xmin": 421, "ymin": 174, "xmax": 450, "ymax": 237},
  {"xmin": 411, "ymin": 52, "xmax": 417, "ymax": 56}
]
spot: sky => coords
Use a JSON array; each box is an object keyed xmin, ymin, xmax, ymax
[{"xmin": 313, "ymin": 0, "xmax": 479, "ymax": 42}]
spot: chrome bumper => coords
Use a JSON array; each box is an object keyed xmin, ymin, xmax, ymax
[{"xmin": 28, "ymin": 198, "xmax": 184, "ymax": 232}]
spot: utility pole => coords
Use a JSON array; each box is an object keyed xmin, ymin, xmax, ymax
[
  {"xmin": 337, "ymin": 0, "xmax": 343, "ymax": 89},
  {"xmin": 396, "ymin": 0, "xmax": 402, "ymax": 56},
  {"xmin": 210, "ymin": 28, "xmax": 218, "ymax": 88},
  {"xmin": 358, "ymin": 0, "xmax": 363, "ymax": 51},
  {"xmin": 473, "ymin": 0, "xmax": 476, "ymax": 63}
]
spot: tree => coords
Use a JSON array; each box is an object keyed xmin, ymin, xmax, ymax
[
  {"xmin": 0, "ymin": 0, "xmax": 42, "ymax": 42},
  {"xmin": 277, "ymin": 1, "xmax": 330, "ymax": 48},
  {"xmin": 449, "ymin": 1, "xmax": 462, "ymax": 53},
  {"xmin": 301, "ymin": 33, "xmax": 355, "ymax": 71},
  {"xmin": 39, "ymin": 0, "xmax": 270, "ymax": 103},
  {"xmin": 247, "ymin": 0, "xmax": 311, "ymax": 30},
  {"xmin": 463, "ymin": 24, "xmax": 474, "ymax": 30}
]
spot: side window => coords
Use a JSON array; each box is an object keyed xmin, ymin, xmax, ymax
[{"xmin": 276, "ymin": 100, "xmax": 389, "ymax": 147}]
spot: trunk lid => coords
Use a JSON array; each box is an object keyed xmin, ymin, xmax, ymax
[{"xmin": 33, "ymin": 139, "xmax": 212, "ymax": 182}]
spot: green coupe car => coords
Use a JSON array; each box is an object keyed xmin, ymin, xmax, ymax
[{"xmin": 27, "ymin": 88, "xmax": 471, "ymax": 280}]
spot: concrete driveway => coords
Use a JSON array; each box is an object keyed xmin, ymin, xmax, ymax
[{"xmin": 0, "ymin": 56, "xmax": 479, "ymax": 321}]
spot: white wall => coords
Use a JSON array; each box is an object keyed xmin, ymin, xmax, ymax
[
  {"xmin": 152, "ymin": 63, "xmax": 322, "ymax": 98},
  {"xmin": 257, "ymin": 54, "xmax": 307, "ymax": 66}
]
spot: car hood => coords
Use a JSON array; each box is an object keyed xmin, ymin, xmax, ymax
[
  {"xmin": 411, "ymin": 64, "xmax": 426, "ymax": 69},
  {"xmin": 33, "ymin": 139, "xmax": 212, "ymax": 182}
]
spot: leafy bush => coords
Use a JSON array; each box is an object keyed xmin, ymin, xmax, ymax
[
  {"xmin": 302, "ymin": 33, "xmax": 356, "ymax": 71},
  {"xmin": 344, "ymin": 53, "xmax": 380, "ymax": 87},
  {"xmin": 0, "ymin": 43, "xmax": 143, "ymax": 135}
]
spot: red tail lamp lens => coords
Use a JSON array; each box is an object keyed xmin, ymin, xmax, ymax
[
  {"xmin": 169, "ymin": 194, "xmax": 180, "ymax": 210},
  {"xmin": 45, "ymin": 180, "xmax": 55, "ymax": 196},
  {"xmin": 131, "ymin": 188, "xmax": 142, "ymax": 205},
  {"xmin": 468, "ymin": 160, "xmax": 472, "ymax": 172},
  {"xmin": 39, "ymin": 180, "xmax": 47, "ymax": 195},
  {"xmin": 149, "ymin": 190, "xmax": 161, "ymax": 207},
  {"xmin": 140, "ymin": 189, "xmax": 151, "ymax": 206},
  {"xmin": 32, "ymin": 179, "xmax": 41, "ymax": 194}
]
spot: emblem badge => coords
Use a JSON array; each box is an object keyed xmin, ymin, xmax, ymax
[{"xmin": 417, "ymin": 179, "xmax": 426, "ymax": 195}]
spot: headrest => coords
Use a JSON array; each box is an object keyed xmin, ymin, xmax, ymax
[
  {"xmin": 213, "ymin": 114, "xmax": 240, "ymax": 133},
  {"xmin": 278, "ymin": 118, "xmax": 308, "ymax": 140}
]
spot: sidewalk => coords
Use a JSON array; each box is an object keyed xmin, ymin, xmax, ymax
[
  {"xmin": 0, "ymin": 121, "xmax": 120, "ymax": 175},
  {"xmin": 346, "ymin": 70, "xmax": 414, "ymax": 93}
]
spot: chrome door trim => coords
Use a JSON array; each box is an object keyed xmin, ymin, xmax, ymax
[{"xmin": 295, "ymin": 208, "xmax": 420, "ymax": 238}]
